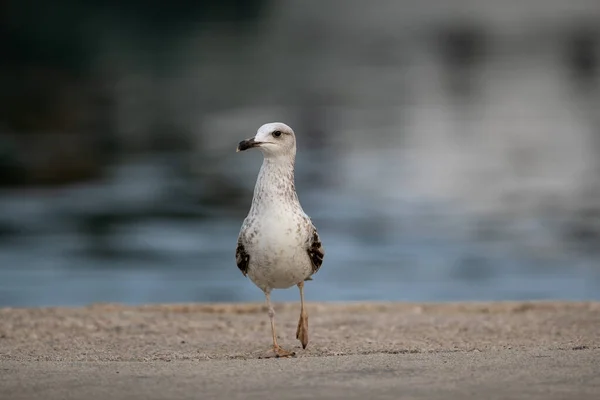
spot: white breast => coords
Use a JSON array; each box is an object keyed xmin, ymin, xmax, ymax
[{"xmin": 244, "ymin": 212, "xmax": 313, "ymax": 291}]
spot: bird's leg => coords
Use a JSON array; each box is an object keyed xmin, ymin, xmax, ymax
[
  {"xmin": 260, "ymin": 291, "xmax": 295, "ymax": 358},
  {"xmin": 296, "ymin": 281, "xmax": 309, "ymax": 349}
]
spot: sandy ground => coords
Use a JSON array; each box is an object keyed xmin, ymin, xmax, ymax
[{"xmin": 1, "ymin": 301, "xmax": 599, "ymax": 399}]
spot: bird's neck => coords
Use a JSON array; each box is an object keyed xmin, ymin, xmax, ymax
[{"xmin": 250, "ymin": 157, "xmax": 300, "ymax": 213}]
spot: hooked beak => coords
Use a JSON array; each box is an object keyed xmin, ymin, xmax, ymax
[{"xmin": 236, "ymin": 137, "xmax": 262, "ymax": 152}]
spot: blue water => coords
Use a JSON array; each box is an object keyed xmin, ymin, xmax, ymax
[{"xmin": 1, "ymin": 159, "xmax": 599, "ymax": 307}]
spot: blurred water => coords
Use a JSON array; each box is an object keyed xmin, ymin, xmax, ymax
[
  {"xmin": 0, "ymin": 155, "xmax": 599, "ymax": 307},
  {"xmin": 2, "ymin": 1, "xmax": 600, "ymax": 307}
]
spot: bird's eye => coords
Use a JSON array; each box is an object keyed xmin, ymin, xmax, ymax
[{"xmin": 272, "ymin": 130, "xmax": 282, "ymax": 138}]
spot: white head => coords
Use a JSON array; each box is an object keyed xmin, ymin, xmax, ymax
[{"xmin": 236, "ymin": 122, "xmax": 296, "ymax": 159}]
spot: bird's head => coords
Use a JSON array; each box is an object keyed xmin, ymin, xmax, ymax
[{"xmin": 237, "ymin": 122, "xmax": 296, "ymax": 159}]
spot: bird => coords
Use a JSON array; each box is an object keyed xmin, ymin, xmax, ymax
[{"xmin": 235, "ymin": 122, "xmax": 325, "ymax": 358}]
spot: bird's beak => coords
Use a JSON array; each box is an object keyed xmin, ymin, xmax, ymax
[{"xmin": 236, "ymin": 137, "xmax": 262, "ymax": 152}]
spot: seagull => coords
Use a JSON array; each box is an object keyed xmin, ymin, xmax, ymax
[{"xmin": 235, "ymin": 122, "xmax": 325, "ymax": 358}]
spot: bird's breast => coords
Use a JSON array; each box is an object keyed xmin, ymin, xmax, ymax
[
  {"xmin": 243, "ymin": 212, "xmax": 312, "ymax": 290},
  {"xmin": 249, "ymin": 212, "xmax": 305, "ymax": 256}
]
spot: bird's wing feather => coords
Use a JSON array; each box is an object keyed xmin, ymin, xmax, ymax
[
  {"xmin": 307, "ymin": 225, "xmax": 324, "ymax": 275},
  {"xmin": 235, "ymin": 238, "xmax": 250, "ymax": 276}
]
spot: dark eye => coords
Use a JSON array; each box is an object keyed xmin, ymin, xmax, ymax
[{"xmin": 272, "ymin": 130, "xmax": 282, "ymax": 138}]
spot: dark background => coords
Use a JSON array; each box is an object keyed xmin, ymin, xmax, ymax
[{"xmin": 1, "ymin": 0, "xmax": 600, "ymax": 306}]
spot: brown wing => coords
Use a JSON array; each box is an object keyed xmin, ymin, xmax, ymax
[
  {"xmin": 235, "ymin": 241, "xmax": 250, "ymax": 276},
  {"xmin": 307, "ymin": 226, "xmax": 324, "ymax": 275}
]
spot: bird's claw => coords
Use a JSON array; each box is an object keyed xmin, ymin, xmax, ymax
[{"xmin": 259, "ymin": 346, "xmax": 296, "ymax": 359}]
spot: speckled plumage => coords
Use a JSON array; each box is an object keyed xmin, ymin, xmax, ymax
[
  {"xmin": 236, "ymin": 127, "xmax": 323, "ymax": 292},
  {"xmin": 235, "ymin": 122, "xmax": 324, "ymax": 356}
]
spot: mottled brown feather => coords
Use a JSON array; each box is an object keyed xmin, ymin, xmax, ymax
[
  {"xmin": 235, "ymin": 241, "xmax": 250, "ymax": 276},
  {"xmin": 307, "ymin": 227, "xmax": 324, "ymax": 275}
]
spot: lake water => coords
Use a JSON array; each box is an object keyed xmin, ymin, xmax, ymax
[
  {"xmin": 2, "ymin": 2, "xmax": 600, "ymax": 306},
  {"xmin": 1, "ymin": 156, "xmax": 599, "ymax": 308}
]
